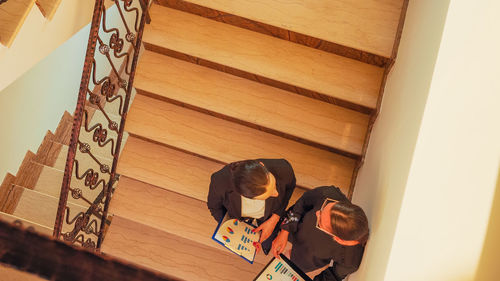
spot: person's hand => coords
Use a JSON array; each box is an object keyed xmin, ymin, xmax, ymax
[
  {"xmin": 271, "ymin": 230, "xmax": 289, "ymax": 259},
  {"xmin": 253, "ymin": 214, "xmax": 280, "ymax": 253}
]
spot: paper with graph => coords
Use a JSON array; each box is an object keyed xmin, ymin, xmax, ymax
[
  {"xmin": 254, "ymin": 254, "xmax": 312, "ymax": 281},
  {"xmin": 212, "ymin": 213, "xmax": 260, "ymax": 263}
]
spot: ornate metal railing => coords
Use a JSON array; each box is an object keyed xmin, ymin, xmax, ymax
[{"xmin": 53, "ymin": 0, "xmax": 150, "ymax": 250}]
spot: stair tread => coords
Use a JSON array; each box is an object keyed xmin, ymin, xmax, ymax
[
  {"xmin": 163, "ymin": 0, "xmax": 404, "ymax": 58},
  {"xmin": 111, "ymin": 176, "xmax": 305, "ymax": 250},
  {"xmin": 144, "ymin": 5, "xmax": 384, "ymax": 109},
  {"xmin": 0, "ymin": 0, "xmax": 36, "ymax": 47},
  {"xmin": 0, "ymin": 212, "xmax": 53, "ymax": 235},
  {"xmin": 6, "ymin": 185, "xmax": 87, "ymax": 232},
  {"xmin": 102, "ymin": 215, "xmax": 267, "ymax": 281},
  {"xmin": 111, "ymin": 176, "xmax": 296, "ymax": 265},
  {"xmin": 118, "ymin": 136, "xmax": 222, "ymax": 202},
  {"xmin": 36, "ymin": 0, "xmax": 62, "ymax": 20},
  {"xmin": 125, "ymin": 95, "xmax": 356, "ymax": 192},
  {"xmin": 136, "ymin": 51, "xmax": 369, "ymax": 155},
  {"xmin": 0, "ymin": 173, "xmax": 17, "ymax": 213},
  {"xmin": 118, "ymin": 137, "xmax": 307, "ymax": 204},
  {"xmin": 29, "ymin": 160, "xmax": 107, "ymax": 210}
]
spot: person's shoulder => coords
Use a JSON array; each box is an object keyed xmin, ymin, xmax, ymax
[
  {"xmin": 210, "ymin": 163, "xmax": 231, "ymax": 182},
  {"xmin": 315, "ymin": 186, "xmax": 350, "ymax": 202},
  {"xmin": 259, "ymin": 158, "xmax": 293, "ymax": 171},
  {"xmin": 259, "ymin": 158, "xmax": 295, "ymax": 180}
]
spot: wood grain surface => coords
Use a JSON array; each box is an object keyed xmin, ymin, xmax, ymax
[
  {"xmin": 144, "ymin": 5, "xmax": 384, "ymax": 110},
  {"xmin": 125, "ymin": 94, "xmax": 355, "ymax": 191},
  {"xmin": 135, "ymin": 50, "xmax": 369, "ymax": 155}
]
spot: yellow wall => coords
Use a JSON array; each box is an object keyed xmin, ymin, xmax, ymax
[{"xmin": 352, "ymin": 0, "xmax": 500, "ymax": 280}]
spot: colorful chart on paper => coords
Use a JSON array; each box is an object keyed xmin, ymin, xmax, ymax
[
  {"xmin": 255, "ymin": 257, "xmax": 311, "ymax": 281},
  {"xmin": 213, "ymin": 213, "xmax": 260, "ymax": 262}
]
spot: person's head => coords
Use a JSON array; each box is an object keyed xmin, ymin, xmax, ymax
[
  {"xmin": 316, "ymin": 200, "xmax": 369, "ymax": 246},
  {"xmin": 230, "ymin": 160, "xmax": 278, "ymax": 200}
]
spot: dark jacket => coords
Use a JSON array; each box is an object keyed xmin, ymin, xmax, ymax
[
  {"xmin": 281, "ymin": 186, "xmax": 365, "ymax": 281},
  {"xmin": 207, "ymin": 159, "xmax": 296, "ymax": 223}
]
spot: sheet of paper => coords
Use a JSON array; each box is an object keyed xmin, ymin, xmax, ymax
[
  {"xmin": 214, "ymin": 216, "xmax": 259, "ymax": 261},
  {"xmin": 255, "ymin": 258, "xmax": 309, "ymax": 281}
]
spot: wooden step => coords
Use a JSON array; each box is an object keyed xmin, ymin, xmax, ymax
[
  {"xmin": 54, "ymin": 111, "xmax": 74, "ymax": 145},
  {"xmin": 32, "ymin": 162, "xmax": 109, "ymax": 209},
  {"xmin": 0, "ymin": 212, "xmax": 52, "ymax": 235},
  {"xmin": 12, "ymin": 158, "xmax": 106, "ymax": 210},
  {"xmin": 0, "ymin": 173, "xmax": 17, "ymax": 214},
  {"xmin": 14, "ymin": 141, "xmax": 115, "ymax": 210},
  {"xmin": 136, "ymin": 51, "xmax": 369, "ymax": 156},
  {"xmin": 14, "ymin": 151, "xmax": 42, "ymax": 189},
  {"xmin": 110, "ymin": 175, "xmax": 305, "ymax": 252},
  {"xmin": 118, "ymin": 136, "xmax": 222, "ymax": 202},
  {"xmin": 101, "ymin": 215, "xmax": 266, "ymax": 281},
  {"xmin": 56, "ymin": 110, "xmax": 128, "ymax": 166},
  {"xmin": 144, "ymin": 5, "xmax": 384, "ymax": 111},
  {"xmin": 125, "ymin": 94, "xmax": 356, "ymax": 192},
  {"xmin": 33, "ymin": 131, "xmax": 62, "ymax": 168},
  {"xmin": 156, "ymin": 0, "xmax": 404, "ymax": 59},
  {"xmin": 118, "ymin": 137, "xmax": 307, "ymax": 204},
  {"xmin": 0, "ymin": 0, "xmax": 36, "ymax": 47},
  {"xmin": 36, "ymin": 0, "xmax": 62, "ymax": 20},
  {"xmin": 110, "ymin": 176, "xmax": 282, "ymax": 265},
  {"xmin": 0, "ymin": 185, "xmax": 87, "ymax": 233}
]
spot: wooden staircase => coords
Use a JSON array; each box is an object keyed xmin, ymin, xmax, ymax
[
  {"xmin": 0, "ymin": 0, "xmax": 408, "ymax": 280},
  {"xmin": 0, "ymin": 101, "xmax": 127, "ymax": 245},
  {"xmin": 0, "ymin": 0, "xmax": 62, "ymax": 47},
  {"xmin": 99, "ymin": 0, "xmax": 407, "ymax": 280}
]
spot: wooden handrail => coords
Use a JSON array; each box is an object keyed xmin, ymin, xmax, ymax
[{"xmin": 0, "ymin": 219, "xmax": 180, "ymax": 281}]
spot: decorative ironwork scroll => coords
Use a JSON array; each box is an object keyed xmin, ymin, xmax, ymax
[{"xmin": 53, "ymin": 0, "xmax": 150, "ymax": 250}]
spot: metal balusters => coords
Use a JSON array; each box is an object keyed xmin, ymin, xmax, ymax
[{"xmin": 53, "ymin": 0, "xmax": 149, "ymax": 251}]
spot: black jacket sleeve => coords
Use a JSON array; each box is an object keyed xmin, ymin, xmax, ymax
[
  {"xmin": 272, "ymin": 160, "xmax": 296, "ymax": 217},
  {"xmin": 280, "ymin": 186, "xmax": 324, "ymax": 234},
  {"xmin": 207, "ymin": 173, "xmax": 226, "ymax": 222}
]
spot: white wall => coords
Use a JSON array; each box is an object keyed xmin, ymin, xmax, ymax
[
  {"xmin": 473, "ymin": 167, "xmax": 500, "ymax": 281},
  {"xmin": 383, "ymin": 0, "xmax": 500, "ymax": 279},
  {"xmin": 0, "ymin": 24, "xmax": 88, "ymax": 178},
  {"xmin": 0, "ymin": 1, "xmax": 139, "ymax": 179},
  {"xmin": 351, "ymin": 0, "xmax": 500, "ymax": 281},
  {"xmin": 349, "ymin": 1, "xmax": 451, "ymax": 280}
]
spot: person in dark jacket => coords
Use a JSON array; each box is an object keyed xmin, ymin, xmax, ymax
[
  {"xmin": 271, "ymin": 186, "xmax": 369, "ymax": 281},
  {"xmin": 207, "ymin": 159, "xmax": 296, "ymax": 253}
]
